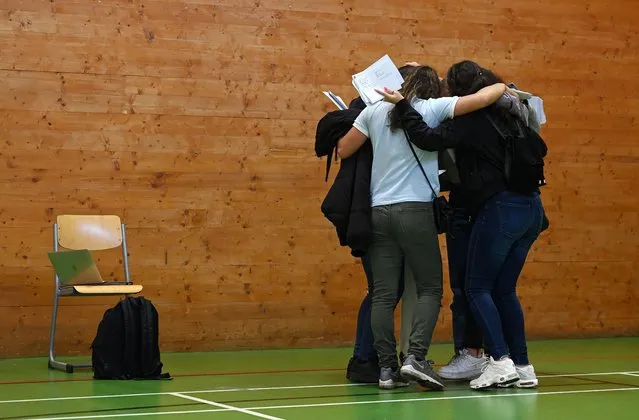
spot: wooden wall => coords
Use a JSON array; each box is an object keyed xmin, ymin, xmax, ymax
[{"xmin": 0, "ymin": 0, "xmax": 637, "ymax": 358}]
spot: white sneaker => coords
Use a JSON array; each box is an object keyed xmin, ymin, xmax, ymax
[
  {"xmin": 470, "ymin": 357, "xmax": 519, "ymax": 390},
  {"xmin": 498, "ymin": 364, "xmax": 538, "ymax": 388},
  {"xmin": 438, "ymin": 349, "xmax": 489, "ymax": 380}
]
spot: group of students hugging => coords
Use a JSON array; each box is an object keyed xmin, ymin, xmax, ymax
[{"xmin": 315, "ymin": 59, "xmax": 548, "ymax": 391}]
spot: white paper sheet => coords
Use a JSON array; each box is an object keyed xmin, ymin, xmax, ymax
[
  {"xmin": 352, "ymin": 55, "xmax": 404, "ymax": 106},
  {"xmin": 322, "ymin": 91, "xmax": 348, "ymax": 110}
]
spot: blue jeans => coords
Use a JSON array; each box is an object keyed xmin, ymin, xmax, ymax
[
  {"xmin": 446, "ymin": 208, "xmax": 483, "ymax": 353},
  {"xmin": 353, "ymin": 253, "xmax": 405, "ymax": 362},
  {"xmin": 465, "ymin": 191, "xmax": 543, "ymax": 365}
]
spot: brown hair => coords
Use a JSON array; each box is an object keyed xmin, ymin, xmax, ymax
[{"xmin": 389, "ymin": 65, "xmax": 441, "ymax": 131}]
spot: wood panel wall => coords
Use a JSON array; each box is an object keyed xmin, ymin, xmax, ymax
[{"xmin": 0, "ymin": 0, "xmax": 637, "ymax": 357}]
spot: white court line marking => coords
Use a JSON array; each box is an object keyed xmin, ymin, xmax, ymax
[
  {"xmin": 253, "ymin": 387, "xmax": 639, "ymax": 412},
  {"xmin": 30, "ymin": 408, "xmax": 229, "ymax": 420},
  {"xmin": 27, "ymin": 386, "xmax": 639, "ymax": 420},
  {"xmin": 622, "ymin": 373, "xmax": 639, "ymax": 378},
  {"xmin": 4, "ymin": 370, "xmax": 639, "ymax": 405},
  {"xmin": 171, "ymin": 393, "xmax": 283, "ymax": 420},
  {"xmin": 0, "ymin": 383, "xmax": 366, "ymax": 404},
  {"xmin": 251, "ymin": 387, "xmax": 639, "ymax": 412},
  {"xmin": 537, "ymin": 371, "xmax": 639, "ymax": 379}
]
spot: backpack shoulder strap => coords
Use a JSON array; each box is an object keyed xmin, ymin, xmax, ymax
[
  {"xmin": 484, "ymin": 113, "xmax": 504, "ymax": 137},
  {"xmin": 138, "ymin": 297, "xmax": 172, "ymax": 379},
  {"xmin": 120, "ymin": 297, "xmax": 137, "ymax": 378},
  {"xmin": 139, "ymin": 297, "xmax": 156, "ymax": 376},
  {"xmin": 484, "ymin": 113, "xmax": 514, "ymax": 180}
]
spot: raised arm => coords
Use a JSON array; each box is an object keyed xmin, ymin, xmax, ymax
[
  {"xmin": 395, "ymin": 99, "xmax": 465, "ymax": 151},
  {"xmin": 453, "ymin": 83, "xmax": 507, "ymax": 116},
  {"xmin": 375, "ymin": 87, "xmax": 465, "ymax": 152}
]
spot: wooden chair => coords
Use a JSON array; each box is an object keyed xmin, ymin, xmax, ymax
[{"xmin": 48, "ymin": 215, "xmax": 143, "ymax": 373}]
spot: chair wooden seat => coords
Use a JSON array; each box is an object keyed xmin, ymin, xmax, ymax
[
  {"xmin": 61, "ymin": 284, "xmax": 143, "ymax": 296},
  {"xmin": 48, "ymin": 215, "xmax": 144, "ymax": 373}
]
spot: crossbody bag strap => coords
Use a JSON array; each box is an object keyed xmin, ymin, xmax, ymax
[{"xmin": 401, "ymin": 124, "xmax": 437, "ymax": 200}]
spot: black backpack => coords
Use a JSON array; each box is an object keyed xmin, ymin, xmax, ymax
[
  {"xmin": 485, "ymin": 113, "xmax": 548, "ymax": 194},
  {"xmin": 91, "ymin": 296, "xmax": 170, "ymax": 380}
]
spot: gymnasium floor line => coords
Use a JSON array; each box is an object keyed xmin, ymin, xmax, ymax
[
  {"xmin": 2, "ymin": 353, "xmax": 639, "ymax": 386},
  {"xmin": 18, "ymin": 385, "xmax": 639, "ymax": 420},
  {"xmin": 1, "ymin": 338, "xmax": 636, "ymax": 419},
  {"xmin": 1, "ymin": 370, "xmax": 638, "ymax": 405},
  {"xmin": 0, "ymin": 384, "xmax": 622, "ymax": 420}
]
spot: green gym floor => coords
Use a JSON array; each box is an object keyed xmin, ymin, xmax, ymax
[{"xmin": 1, "ymin": 338, "xmax": 638, "ymax": 420}]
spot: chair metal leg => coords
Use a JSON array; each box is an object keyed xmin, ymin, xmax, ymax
[
  {"xmin": 49, "ymin": 221, "xmax": 91, "ymax": 373},
  {"xmin": 48, "ymin": 290, "xmax": 65, "ymax": 371},
  {"xmin": 48, "ymin": 293, "xmax": 91, "ymax": 373}
]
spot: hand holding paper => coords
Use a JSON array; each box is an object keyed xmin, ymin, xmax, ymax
[
  {"xmin": 352, "ymin": 55, "xmax": 404, "ymax": 106},
  {"xmin": 375, "ymin": 87, "xmax": 405, "ymax": 104}
]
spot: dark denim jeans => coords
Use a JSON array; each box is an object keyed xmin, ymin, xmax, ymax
[
  {"xmin": 445, "ymin": 208, "xmax": 483, "ymax": 353},
  {"xmin": 352, "ymin": 253, "xmax": 405, "ymax": 362},
  {"xmin": 465, "ymin": 191, "xmax": 543, "ymax": 365}
]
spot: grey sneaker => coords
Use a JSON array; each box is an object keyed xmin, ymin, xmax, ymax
[
  {"xmin": 438, "ymin": 349, "xmax": 489, "ymax": 380},
  {"xmin": 400, "ymin": 355, "xmax": 445, "ymax": 390},
  {"xmin": 379, "ymin": 367, "xmax": 410, "ymax": 390}
]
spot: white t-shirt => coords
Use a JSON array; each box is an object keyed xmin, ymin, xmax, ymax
[{"xmin": 353, "ymin": 97, "xmax": 459, "ymax": 207}]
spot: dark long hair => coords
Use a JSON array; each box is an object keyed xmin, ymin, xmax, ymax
[
  {"xmin": 481, "ymin": 68, "xmax": 504, "ymax": 85},
  {"xmin": 446, "ymin": 60, "xmax": 490, "ymax": 97},
  {"xmin": 446, "ymin": 60, "xmax": 514, "ymax": 126},
  {"xmin": 389, "ymin": 65, "xmax": 441, "ymax": 131}
]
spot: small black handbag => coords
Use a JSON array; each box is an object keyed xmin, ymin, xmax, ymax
[{"xmin": 401, "ymin": 125, "xmax": 452, "ymax": 235}]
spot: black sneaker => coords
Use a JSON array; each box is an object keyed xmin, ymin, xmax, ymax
[
  {"xmin": 400, "ymin": 355, "xmax": 445, "ymax": 390},
  {"xmin": 346, "ymin": 357, "xmax": 379, "ymax": 383},
  {"xmin": 379, "ymin": 366, "xmax": 410, "ymax": 389}
]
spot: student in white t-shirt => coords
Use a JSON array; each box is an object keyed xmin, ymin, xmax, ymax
[{"xmin": 337, "ymin": 65, "xmax": 508, "ymax": 390}]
